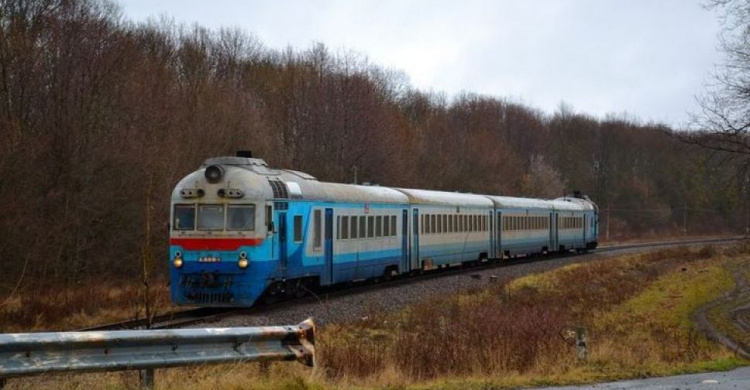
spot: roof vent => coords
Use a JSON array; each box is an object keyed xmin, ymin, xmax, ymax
[
  {"xmin": 236, "ymin": 150, "xmax": 252, "ymax": 158},
  {"xmin": 268, "ymin": 178, "xmax": 289, "ymax": 199}
]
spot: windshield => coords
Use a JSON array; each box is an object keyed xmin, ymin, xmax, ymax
[
  {"xmin": 227, "ymin": 205, "xmax": 255, "ymax": 231},
  {"xmin": 174, "ymin": 204, "xmax": 256, "ymax": 231},
  {"xmin": 197, "ymin": 204, "xmax": 224, "ymax": 230},
  {"xmin": 173, "ymin": 204, "xmax": 196, "ymax": 230}
]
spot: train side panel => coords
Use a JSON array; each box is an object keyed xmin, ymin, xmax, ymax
[
  {"xmin": 416, "ymin": 206, "xmax": 492, "ymax": 267},
  {"xmin": 274, "ymin": 200, "xmax": 408, "ymax": 286},
  {"xmin": 497, "ymin": 209, "xmax": 552, "ymax": 256}
]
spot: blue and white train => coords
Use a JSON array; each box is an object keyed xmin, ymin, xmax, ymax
[{"xmin": 169, "ymin": 153, "xmax": 598, "ymax": 307}]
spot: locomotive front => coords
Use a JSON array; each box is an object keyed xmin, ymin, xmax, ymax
[{"xmin": 169, "ymin": 155, "xmax": 275, "ymax": 306}]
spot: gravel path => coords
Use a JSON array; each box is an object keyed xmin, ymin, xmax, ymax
[
  {"xmin": 536, "ymin": 367, "xmax": 750, "ymax": 390},
  {"xmin": 692, "ymin": 258, "xmax": 750, "ymax": 359}
]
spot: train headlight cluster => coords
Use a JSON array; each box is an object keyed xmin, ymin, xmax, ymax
[
  {"xmin": 238, "ymin": 251, "xmax": 248, "ymax": 269},
  {"xmin": 173, "ymin": 251, "xmax": 183, "ymax": 268},
  {"xmin": 204, "ymin": 165, "xmax": 224, "ymax": 183}
]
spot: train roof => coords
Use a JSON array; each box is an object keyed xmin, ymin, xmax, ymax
[
  {"xmin": 290, "ymin": 180, "xmax": 409, "ymax": 204},
  {"xmin": 394, "ymin": 188, "xmax": 494, "ymax": 208},
  {"xmin": 254, "ymin": 166, "xmax": 409, "ymax": 204},
  {"xmin": 485, "ymin": 195, "xmax": 596, "ymax": 211},
  {"xmin": 485, "ymin": 196, "xmax": 557, "ymax": 210},
  {"xmin": 183, "ymin": 157, "xmax": 598, "ymax": 210},
  {"xmin": 554, "ymin": 196, "xmax": 597, "ymax": 211},
  {"xmin": 176, "ymin": 157, "xmax": 409, "ymax": 205}
]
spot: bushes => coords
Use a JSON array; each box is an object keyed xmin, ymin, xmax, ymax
[{"xmin": 317, "ymin": 247, "xmax": 746, "ymax": 385}]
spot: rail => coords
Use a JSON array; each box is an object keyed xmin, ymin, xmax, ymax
[{"xmin": 0, "ymin": 319, "xmax": 315, "ymax": 389}]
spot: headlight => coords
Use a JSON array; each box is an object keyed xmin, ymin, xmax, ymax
[
  {"xmin": 238, "ymin": 258, "xmax": 249, "ymax": 269},
  {"xmin": 205, "ymin": 165, "xmax": 223, "ymax": 183},
  {"xmin": 173, "ymin": 258, "xmax": 183, "ymax": 268}
]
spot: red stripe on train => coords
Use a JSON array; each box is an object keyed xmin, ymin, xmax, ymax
[{"xmin": 170, "ymin": 238, "xmax": 263, "ymax": 251}]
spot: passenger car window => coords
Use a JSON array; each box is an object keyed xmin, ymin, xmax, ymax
[
  {"xmin": 294, "ymin": 215, "xmax": 303, "ymax": 242},
  {"xmin": 313, "ymin": 210, "xmax": 322, "ymax": 248},
  {"xmin": 342, "ymin": 216, "xmax": 349, "ymax": 239},
  {"xmin": 351, "ymin": 216, "xmax": 358, "ymax": 239}
]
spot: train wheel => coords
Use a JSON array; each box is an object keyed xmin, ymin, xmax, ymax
[{"xmin": 382, "ymin": 267, "xmax": 392, "ymax": 282}]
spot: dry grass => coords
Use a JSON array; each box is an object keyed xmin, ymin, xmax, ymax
[
  {"xmin": 6, "ymin": 363, "xmax": 322, "ymax": 390},
  {"xmin": 0, "ymin": 278, "xmax": 173, "ymax": 332},
  {"xmin": 3, "ymin": 244, "xmax": 749, "ymax": 389},
  {"xmin": 314, "ymin": 245, "xmax": 748, "ymax": 388}
]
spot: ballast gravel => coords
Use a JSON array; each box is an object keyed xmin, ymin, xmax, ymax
[{"xmin": 194, "ymin": 249, "xmax": 639, "ymax": 329}]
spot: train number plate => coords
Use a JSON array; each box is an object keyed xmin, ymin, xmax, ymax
[{"xmin": 198, "ymin": 256, "xmax": 221, "ymax": 263}]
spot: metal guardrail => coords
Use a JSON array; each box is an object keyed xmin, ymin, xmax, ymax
[{"xmin": 0, "ymin": 319, "xmax": 315, "ymax": 389}]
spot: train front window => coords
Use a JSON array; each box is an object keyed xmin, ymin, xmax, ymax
[
  {"xmin": 227, "ymin": 205, "xmax": 256, "ymax": 231},
  {"xmin": 173, "ymin": 204, "xmax": 196, "ymax": 230},
  {"xmin": 197, "ymin": 204, "xmax": 224, "ymax": 231}
]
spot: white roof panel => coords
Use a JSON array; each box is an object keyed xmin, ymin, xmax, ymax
[
  {"xmin": 274, "ymin": 170, "xmax": 409, "ymax": 204},
  {"xmin": 394, "ymin": 188, "xmax": 494, "ymax": 208},
  {"xmin": 553, "ymin": 197, "xmax": 596, "ymax": 211},
  {"xmin": 486, "ymin": 196, "xmax": 557, "ymax": 210}
]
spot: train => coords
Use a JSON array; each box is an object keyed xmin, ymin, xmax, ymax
[{"xmin": 169, "ymin": 152, "xmax": 598, "ymax": 307}]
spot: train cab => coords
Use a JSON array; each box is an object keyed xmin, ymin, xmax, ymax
[{"xmin": 169, "ymin": 154, "xmax": 277, "ymax": 306}]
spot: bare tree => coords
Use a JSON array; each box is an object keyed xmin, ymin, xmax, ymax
[
  {"xmin": 521, "ymin": 155, "xmax": 566, "ymax": 198},
  {"xmin": 689, "ymin": 0, "xmax": 750, "ymax": 167}
]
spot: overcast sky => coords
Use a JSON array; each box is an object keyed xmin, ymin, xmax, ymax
[{"xmin": 117, "ymin": 0, "xmax": 722, "ymax": 127}]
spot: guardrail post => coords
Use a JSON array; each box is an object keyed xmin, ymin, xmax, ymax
[
  {"xmin": 259, "ymin": 361, "xmax": 270, "ymax": 378},
  {"xmin": 140, "ymin": 368, "xmax": 154, "ymax": 389},
  {"xmin": 576, "ymin": 326, "xmax": 588, "ymax": 361}
]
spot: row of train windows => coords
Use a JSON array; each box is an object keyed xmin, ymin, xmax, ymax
[
  {"xmin": 285, "ymin": 211, "xmax": 585, "ymax": 250},
  {"xmin": 421, "ymin": 214, "xmax": 488, "ymax": 235},
  {"xmin": 503, "ymin": 216, "xmax": 549, "ymax": 231},
  {"xmin": 560, "ymin": 216, "xmax": 584, "ymax": 229},
  {"xmin": 337, "ymin": 215, "xmax": 398, "ymax": 240}
]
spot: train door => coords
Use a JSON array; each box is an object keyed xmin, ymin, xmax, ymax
[
  {"xmin": 266, "ymin": 203, "xmax": 275, "ymax": 259},
  {"xmin": 550, "ymin": 212, "xmax": 557, "ymax": 251},
  {"xmin": 496, "ymin": 212, "xmax": 502, "ymax": 258},
  {"xmin": 324, "ymin": 208, "xmax": 333, "ymax": 285},
  {"xmin": 489, "ymin": 210, "xmax": 494, "ymax": 258},
  {"xmin": 583, "ymin": 214, "xmax": 588, "ymax": 246},
  {"xmin": 278, "ymin": 208, "xmax": 288, "ymax": 276},
  {"xmin": 401, "ymin": 209, "xmax": 408, "ymax": 273},
  {"xmin": 411, "ymin": 208, "xmax": 419, "ymax": 271}
]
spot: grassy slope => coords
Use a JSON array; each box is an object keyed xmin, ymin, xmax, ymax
[{"xmin": 5, "ymin": 246, "xmax": 749, "ymax": 389}]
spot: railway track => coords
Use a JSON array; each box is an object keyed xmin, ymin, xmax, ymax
[
  {"xmin": 81, "ymin": 236, "xmax": 747, "ymax": 331},
  {"xmin": 78, "ymin": 307, "xmax": 245, "ymax": 331}
]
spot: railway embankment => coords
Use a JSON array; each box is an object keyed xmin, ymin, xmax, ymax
[{"xmin": 5, "ymin": 242, "xmax": 747, "ymax": 389}]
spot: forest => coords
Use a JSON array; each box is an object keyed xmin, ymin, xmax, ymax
[{"xmin": 0, "ymin": 0, "xmax": 747, "ymax": 288}]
